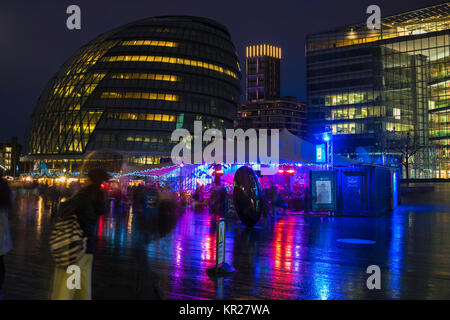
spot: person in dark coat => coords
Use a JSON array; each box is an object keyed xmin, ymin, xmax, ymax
[
  {"xmin": 51, "ymin": 168, "xmax": 109, "ymax": 300},
  {"xmin": 0, "ymin": 177, "xmax": 12, "ymax": 300}
]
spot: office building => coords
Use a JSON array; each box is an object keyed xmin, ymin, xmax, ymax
[
  {"xmin": 246, "ymin": 44, "xmax": 281, "ymax": 100},
  {"xmin": 239, "ymin": 44, "xmax": 306, "ymax": 137},
  {"xmin": 0, "ymin": 137, "xmax": 21, "ymax": 177},
  {"xmin": 306, "ymin": 3, "xmax": 449, "ymax": 179},
  {"xmin": 238, "ymin": 97, "xmax": 307, "ymax": 137}
]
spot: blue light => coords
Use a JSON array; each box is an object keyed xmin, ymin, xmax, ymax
[
  {"xmin": 316, "ymin": 144, "xmax": 326, "ymax": 163},
  {"xmin": 323, "ymin": 134, "xmax": 330, "ymax": 142},
  {"xmin": 336, "ymin": 238, "xmax": 376, "ymax": 244},
  {"xmin": 393, "ymin": 170, "xmax": 398, "ymax": 207}
]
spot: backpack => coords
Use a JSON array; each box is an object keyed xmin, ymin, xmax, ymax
[{"xmin": 49, "ymin": 198, "xmax": 87, "ymax": 268}]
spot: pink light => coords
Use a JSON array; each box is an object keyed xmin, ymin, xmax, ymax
[
  {"xmin": 287, "ymin": 169, "xmax": 295, "ymax": 173},
  {"xmin": 278, "ymin": 169, "xmax": 284, "ymax": 174}
]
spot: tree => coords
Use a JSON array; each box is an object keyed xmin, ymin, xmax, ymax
[{"xmin": 388, "ymin": 130, "xmax": 422, "ymax": 181}]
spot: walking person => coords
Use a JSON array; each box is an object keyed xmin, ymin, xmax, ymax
[
  {"xmin": 51, "ymin": 168, "xmax": 109, "ymax": 300},
  {"xmin": 0, "ymin": 177, "xmax": 13, "ymax": 300}
]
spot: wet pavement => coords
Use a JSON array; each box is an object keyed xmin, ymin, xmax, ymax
[{"xmin": 3, "ymin": 183, "xmax": 450, "ymax": 300}]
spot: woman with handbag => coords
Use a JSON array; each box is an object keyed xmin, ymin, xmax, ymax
[
  {"xmin": 51, "ymin": 168, "xmax": 109, "ymax": 300},
  {"xmin": 0, "ymin": 177, "xmax": 13, "ymax": 300}
]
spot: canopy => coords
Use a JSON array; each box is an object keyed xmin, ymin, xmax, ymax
[
  {"xmin": 186, "ymin": 128, "xmax": 343, "ymax": 165},
  {"xmin": 132, "ymin": 165, "xmax": 178, "ymax": 177}
]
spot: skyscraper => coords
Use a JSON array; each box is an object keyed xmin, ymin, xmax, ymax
[
  {"xmin": 238, "ymin": 44, "xmax": 306, "ymax": 137},
  {"xmin": 245, "ymin": 44, "xmax": 281, "ymax": 100},
  {"xmin": 306, "ymin": 3, "xmax": 449, "ymax": 179}
]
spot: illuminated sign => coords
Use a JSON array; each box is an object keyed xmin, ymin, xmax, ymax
[
  {"xmin": 310, "ymin": 170, "xmax": 336, "ymax": 212},
  {"xmin": 316, "ymin": 144, "xmax": 326, "ymax": 163}
]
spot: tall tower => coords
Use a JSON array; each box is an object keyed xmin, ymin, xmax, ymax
[
  {"xmin": 239, "ymin": 44, "xmax": 306, "ymax": 138},
  {"xmin": 245, "ymin": 44, "xmax": 281, "ymax": 101}
]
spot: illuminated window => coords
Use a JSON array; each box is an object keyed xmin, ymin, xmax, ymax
[
  {"xmin": 107, "ymin": 112, "xmax": 177, "ymax": 122},
  {"xmin": 103, "ymin": 55, "xmax": 238, "ymax": 79},
  {"xmin": 393, "ymin": 108, "xmax": 401, "ymax": 120},
  {"xmin": 121, "ymin": 40, "xmax": 178, "ymax": 48},
  {"xmin": 101, "ymin": 91, "xmax": 179, "ymax": 102}
]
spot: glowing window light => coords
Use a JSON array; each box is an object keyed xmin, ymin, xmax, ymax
[
  {"xmin": 104, "ymin": 55, "xmax": 238, "ymax": 79},
  {"xmin": 110, "ymin": 73, "xmax": 180, "ymax": 82},
  {"xmin": 121, "ymin": 40, "xmax": 178, "ymax": 47},
  {"xmin": 101, "ymin": 91, "xmax": 179, "ymax": 102}
]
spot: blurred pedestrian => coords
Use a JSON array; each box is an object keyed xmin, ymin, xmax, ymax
[
  {"xmin": 0, "ymin": 177, "xmax": 13, "ymax": 300},
  {"xmin": 132, "ymin": 189, "xmax": 179, "ymax": 299},
  {"xmin": 51, "ymin": 168, "xmax": 109, "ymax": 300}
]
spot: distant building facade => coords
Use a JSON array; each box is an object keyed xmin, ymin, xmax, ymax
[
  {"xmin": 0, "ymin": 137, "xmax": 21, "ymax": 177},
  {"xmin": 238, "ymin": 44, "xmax": 307, "ymax": 138},
  {"xmin": 306, "ymin": 3, "xmax": 450, "ymax": 179},
  {"xmin": 238, "ymin": 97, "xmax": 306, "ymax": 137}
]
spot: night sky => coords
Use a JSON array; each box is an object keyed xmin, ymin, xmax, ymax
[{"xmin": 0, "ymin": 0, "xmax": 438, "ymax": 142}]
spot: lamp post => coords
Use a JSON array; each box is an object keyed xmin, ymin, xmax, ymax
[
  {"xmin": 323, "ymin": 129, "xmax": 333, "ymax": 170},
  {"xmin": 179, "ymin": 162, "xmax": 184, "ymax": 192},
  {"xmin": 323, "ymin": 127, "xmax": 335, "ymax": 217}
]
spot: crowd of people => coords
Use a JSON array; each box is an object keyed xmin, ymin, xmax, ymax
[
  {"xmin": 0, "ymin": 169, "xmax": 181, "ymax": 300},
  {"xmin": 0, "ymin": 170, "xmax": 311, "ymax": 300},
  {"xmin": 262, "ymin": 182, "xmax": 310, "ymax": 215}
]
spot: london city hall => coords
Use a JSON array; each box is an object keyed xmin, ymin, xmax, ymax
[{"xmin": 24, "ymin": 16, "xmax": 242, "ymax": 172}]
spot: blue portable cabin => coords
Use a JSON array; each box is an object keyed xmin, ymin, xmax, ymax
[{"xmin": 333, "ymin": 162, "xmax": 400, "ymax": 217}]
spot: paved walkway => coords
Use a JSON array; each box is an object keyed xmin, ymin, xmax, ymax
[{"xmin": 3, "ymin": 184, "xmax": 450, "ymax": 299}]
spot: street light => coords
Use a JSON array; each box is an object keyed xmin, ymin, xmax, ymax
[
  {"xmin": 179, "ymin": 162, "xmax": 184, "ymax": 191},
  {"xmin": 323, "ymin": 129, "xmax": 333, "ymax": 169}
]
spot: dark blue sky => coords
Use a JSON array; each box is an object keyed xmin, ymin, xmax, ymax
[{"xmin": 0, "ymin": 0, "xmax": 437, "ymax": 142}]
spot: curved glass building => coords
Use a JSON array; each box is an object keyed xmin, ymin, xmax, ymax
[{"xmin": 25, "ymin": 16, "xmax": 241, "ymax": 172}]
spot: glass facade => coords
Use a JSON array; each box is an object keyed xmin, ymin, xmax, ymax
[
  {"xmin": 25, "ymin": 16, "xmax": 242, "ymax": 172},
  {"xmin": 306, "ymin": 3, "xmax": 450, "ymax": 179}
]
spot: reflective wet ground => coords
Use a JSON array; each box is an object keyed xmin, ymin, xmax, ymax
[{"xmin": 3, "ymin": 184, "xmax": 450, "ymax": 299}]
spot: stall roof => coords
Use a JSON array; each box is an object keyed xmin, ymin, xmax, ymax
[
  {"xmin": 139, "ymin": 165, "xmax": 178, "ymax": 177},
  {"xmin": 120, "ymin": 165, "xmax": 179, "ymax": 178},
  {"xmin": 128, "ymin": 129, "xmax": 366, "ymax": 168},
  {"xmin": 186, "ymin": 128, "xmax": 322, "ymax": 165},
  {"xmin": 262, "ymin": 129, "xmax": 365, "ymax": 166},
  {"xmin": 333, "ymin": 155, "xmax": 364, "ymax": 166}
]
